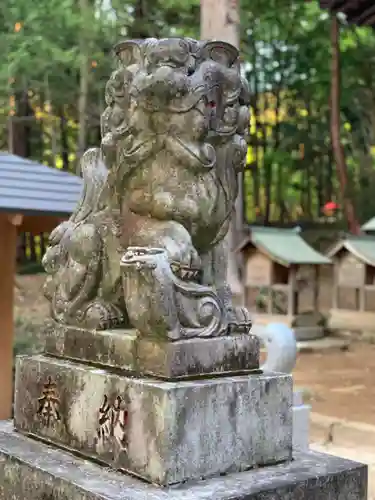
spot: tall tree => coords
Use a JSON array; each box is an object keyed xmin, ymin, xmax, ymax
[
  {"xmin": 200, "ymin": 0, "xmax": 244, "ymax": 305},
  {"xmin": 330, "ymin": 15, "xmax": 360, "ymax": 234},
  {"xmin": 77, "ymin": 0, "xmax": 90, "ymax": 168}
]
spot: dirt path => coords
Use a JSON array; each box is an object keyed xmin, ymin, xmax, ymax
[{"xmin": 294, "ymin": 342, "xmax": 375, "ymax": 424}]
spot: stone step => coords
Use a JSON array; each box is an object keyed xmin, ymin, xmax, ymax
[{"xmin": 0, "ymin": 421, "xmax": 367, "ymax": 500}]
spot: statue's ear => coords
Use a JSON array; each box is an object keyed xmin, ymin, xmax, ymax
[
  {"xmin": 199, "ymin": 41, "xmax": 239, "ymax": 67},
  {"xmin": 114, "ymin": 40, "xmax": 144, "ymax": 66}
]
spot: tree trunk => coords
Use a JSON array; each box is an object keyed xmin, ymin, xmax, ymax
[
  {"xmin": 330, "ymin": 15, "xmax": 360, "ymax": 234},
  {"xmin": 251, "ymin": 35, "xmax": 260, "ymax": 210},
  {"xmin": 77, "ymin": 0, "xmax": 90, "ymax": 172},
  {"xmin": 9, "ymin": 89, "xmax": 30, "ymax": 157},
  {"xmin": 200, "ymin": 0, "xmax": 244, "ymax": 303},
  {"xmin": 9, "ymin": 88, "xmax": 36, "ymax": 264},
  {"xmin": 130, "ymin": 0, "xmax": 150, "ymax": 38},
  {"xmin": 59, "ymin": 107, "xmax": 70, "ymax": 171},
  {"xmin": 263, "ymin": 93, "xmax": 272, "ymax": 223}
]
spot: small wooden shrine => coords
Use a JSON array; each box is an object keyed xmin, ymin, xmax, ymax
[
  {"xmin": 0, "ymin": 152, "xmax": 82, "ymax": 419},
  {"xmin": 327, "ymin": 234, "xmax": 375, "ymax": 331},
  {"xmin": 361, "ymin": 216, "xmax": 375, "ymax": 234},
  {"xmin": 236, "ymin": 227, "xmax": 331, "ymax": 328}
]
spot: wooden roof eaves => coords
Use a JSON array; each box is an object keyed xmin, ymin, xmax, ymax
[
  {"xmin": 327, "ymin": 239, "xmax": 375, "ymax": 266},
  {"xmin": 234, "ymin": 235, "xmax": 291, "ymax": 266}
]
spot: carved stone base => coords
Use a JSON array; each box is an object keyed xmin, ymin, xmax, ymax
[
  {"xmin": 0, "ymin": 421, "xmax": 367, "ymax": 500},
  {"xmin": 14, "ymin": 354, "xmax": 292, "ymax": 486},
  {"xmin": 44, "ymin": 322, "xmax": 260, "ymax": 379}
]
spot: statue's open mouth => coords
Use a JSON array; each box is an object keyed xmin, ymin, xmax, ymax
[{"xmin": 170, "ymin": 261, "xmax": 201, "ymax": 281}]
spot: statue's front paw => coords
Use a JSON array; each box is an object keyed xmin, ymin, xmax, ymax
[{"xmin": 77, "ymin": 301, "xmax": 125, "ymax": 330}]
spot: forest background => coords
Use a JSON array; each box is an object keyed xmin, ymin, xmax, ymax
[{"xmin": 2, "ymin": 0, "xmax": 375, "ymax": 262}]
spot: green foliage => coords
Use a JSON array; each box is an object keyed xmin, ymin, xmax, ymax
[
  {"xmin": 239, "ymin": 0, "xmax": 375, "ymax": 226},
  {"xmin": 1, "ymin": 0, "xmax": 375, "ymax": 226}
]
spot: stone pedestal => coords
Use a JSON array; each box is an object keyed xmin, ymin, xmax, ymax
[
  {"xmin": 8, "ymin": 323, "xmax": 367, "ymax": 497},
  {"xmin": 0, "ymin": 422, "xmax": 367, "ymax": 500},
  {"xmin": 44, "ymin": 323, "xmax": 260, "ymax": 379},
  {"xmin": 292, "ymin": 390, "xmax": 311, "ymax": 451},
  {"xmin": 14, "ymin": 348, "xmax": 292, "ymax": 485}
]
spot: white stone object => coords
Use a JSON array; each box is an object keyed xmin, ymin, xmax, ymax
[{"xmin": 252, "ymin": 322, "xmax": 311, "ymax": 451}]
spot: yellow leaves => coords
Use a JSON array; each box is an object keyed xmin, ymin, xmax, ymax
[
  {"xmin": 247, "ymin": 146, "xmax": 254, "ymax": 164},
  {"xmin": 298, "ymin": 109, "xmax": 308, "ymax": 117},
  {"xmin": 14, "ymin": 22, "xmax": 22, "ymax": 33},
  {"xmin": 55, "ymin": 153, "xmax": 76, "ymax": 170},
  {"xmin": 250, "ymin": 108, "xmax": 256, "ymax": 135},
  {"xmin": 35, "ymin": 109, "xmax": 44, "ymax": 120},
  {"xmin": 343, "ymin": 122, "xmax": 351, "ymax": 132},
  {"xmin": 55, "ymin": 157, "xmax": 64, "ymax": 170},
  {"xmin": 9, "ymin": 95, "xmax": 15, "ymax": 116}
]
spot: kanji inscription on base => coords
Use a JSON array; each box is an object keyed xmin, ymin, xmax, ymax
[
  {"xmin": 96, "ymin": 395, "xmax": 128, "ymax": 452},
  {"xmin": 37, "ymin": 376, "xmax": 61, "ymax": 426}
]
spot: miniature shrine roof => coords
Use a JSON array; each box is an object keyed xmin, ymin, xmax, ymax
[
  {"xmin": 0, "ymin": 152, "xmax": 82, "ymax": 217},
  {"xmin": 327, "ymin": 235, "xmax": 375, "ymax": 265},
  {"xmin": 319, "ymin": 0, "xmax": 375, "ymax": 27},
  {"xmin": 236, "ymin": 227, "xmax": 332, "ymax": 266},
  {"xmin": 361, "ymin": 217, "xmax": 375, "ymax": 232}
]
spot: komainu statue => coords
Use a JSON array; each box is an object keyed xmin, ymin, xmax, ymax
[{"xmin": 42, "ymin": 38, "xmax": 251, "ymax": 340}]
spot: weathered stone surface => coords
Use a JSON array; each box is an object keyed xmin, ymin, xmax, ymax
[
  {"xmin": 0, "ymin": 421, "xmax": 367, "ymax": 500},
  {"xmin": 294, "ymin": 326, "xmax": 325, "ymax": 341},
  {"xmin": 45, "ymin": 322, "xmax": 137, "ymax": 372},
  {"xmin": 41, "ymin": 38, "xmax": 252, "ymax": 340},
  {"xmin": 135, "ymin": 332, "xmax": 260, "ymax": 378},
  {"xmin": 292, "ymin": 390, "xmax": 311, "ymax": 451},
  {"xmin": 14, "ymin": 354, "xmax": 292, "ymax": 486},
  {"xmin": 44, "ymin": 322, "xmax": 260, "ymax": 378}
]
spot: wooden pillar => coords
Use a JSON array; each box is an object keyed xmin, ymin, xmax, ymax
[
  {"xmin": 332, "ymin": 260, "xmax": 339, "ymax": 309},
  {"xmin": 359, "ymin": 285, "xmax": 366, "ymax": 312},
  {"xmin": 288, "ymin": 265, "xmax": 297, "ymax": 316},
  {"xmin": 358, "ymin": 263, "xmax": 366, "ymax": 311},
  {"xmin": 267, "ymin": 262, "xmax": 274, "ymax": 315},
  {"xmin": 0, "ymin": 214, "xmax": 20, "ymax": 419},
  {"xmin": 313, "ymin": 265, "xmax": 320, "ymax": 312}
]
